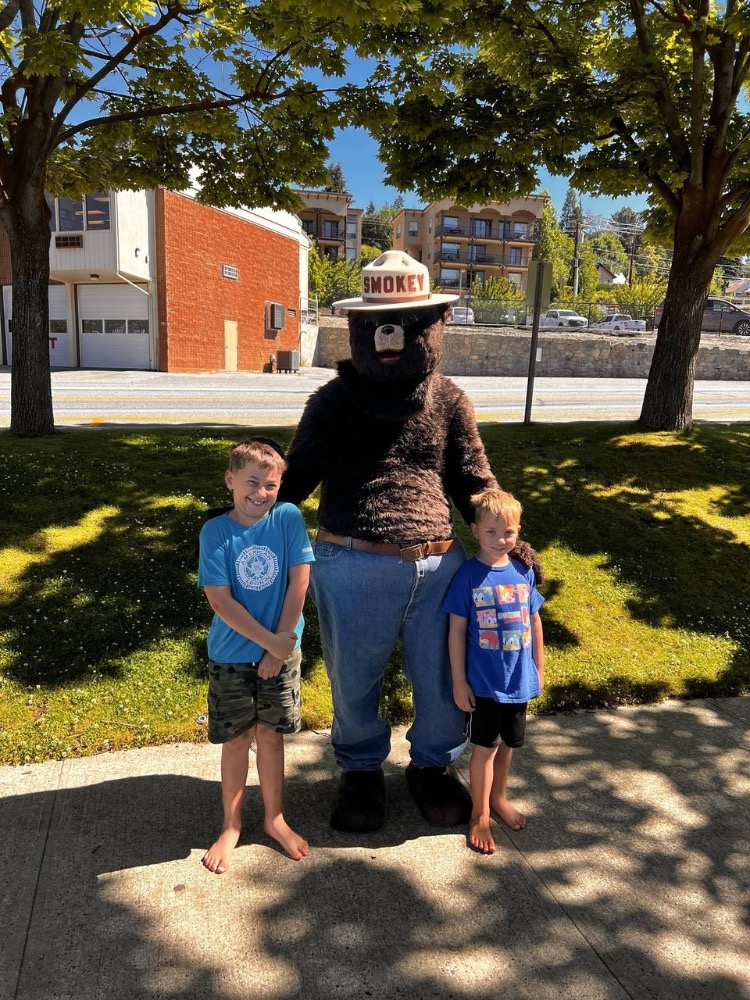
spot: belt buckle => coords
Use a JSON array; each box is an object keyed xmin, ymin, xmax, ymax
[{"xmin": 400, "ymin": 543, "xmax": 427, "ymax": 563}]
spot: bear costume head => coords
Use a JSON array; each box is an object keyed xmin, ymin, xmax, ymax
[{"xmin": 334, "ymin": 251, "xmax": 458, "ymax": 382}]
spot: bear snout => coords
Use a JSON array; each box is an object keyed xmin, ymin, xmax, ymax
[{"xmin": 374, "ymin": 324, "xmax": 406, "ymax": 354}]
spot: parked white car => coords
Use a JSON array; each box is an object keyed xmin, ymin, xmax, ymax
[
  {"xmin": 447, "ymin": 306, "xmax": 475, "ymax": 325},
  {"xmin": 538, "ymin": 308, "xmax": 588, "ymax": 328},
  {"xmin": 591, "ymin": 313, "xmax": 647, "ymax": 334}
]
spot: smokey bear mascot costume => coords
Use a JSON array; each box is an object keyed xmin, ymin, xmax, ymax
[{"xmin": 280, "ymin": 250, "xmax": 533, "ymax": 833}]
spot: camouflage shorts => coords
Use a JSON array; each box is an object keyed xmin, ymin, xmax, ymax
[{"xmin": 206, "ymin": 648, "xmax": 302, "ymax": 744}]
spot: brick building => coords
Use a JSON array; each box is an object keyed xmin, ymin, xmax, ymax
[{"xmin": 0, "ymin": 188, "xmax": 310, "ymax": 372}]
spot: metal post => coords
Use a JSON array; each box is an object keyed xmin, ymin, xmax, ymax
[
  {"xmin": 572, "ymin": 219, "xmax": 580, "ymax": 297},
  {"xmin": 524, "ymin": 263, "xmax": 545, "ymax": 424}
]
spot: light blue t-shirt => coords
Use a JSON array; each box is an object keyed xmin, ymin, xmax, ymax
[
  {"xmin": 442, "ymin": 556, "xmax": 544, "ymax": 703},
  {"xmin": 198, "ymin": 503, "xmax": 314, "ymax": 663}
]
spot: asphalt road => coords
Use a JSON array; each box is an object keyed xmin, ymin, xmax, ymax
[{"xmin": 1, "ymin": 366, "xmax": 749, "ymax": 427}]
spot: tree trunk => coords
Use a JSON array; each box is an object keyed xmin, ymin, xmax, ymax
[
  {"xmin": 2, "ymin": 182, "xmax": 54, "ymax": 436},
  {"xmin": 639, "ymin": 221, "xmax": 719, "ymax": 432}
]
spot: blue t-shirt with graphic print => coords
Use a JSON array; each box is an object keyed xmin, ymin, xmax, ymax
[
  {"xmin": 198, "ymin": 503, "xmax": 314, "ymax": 663},
  {"xmin": 442, "ymin": 556, "xmax": 544, "ymax": 703}
]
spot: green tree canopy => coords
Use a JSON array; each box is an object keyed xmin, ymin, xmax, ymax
[
  {"xmin": 361, "ymin": 200, "xmax": 405, "ymax": 251},
  {"xmin": 325, "ymin": 163, "xmax": 348, "ymax": 193},
  {"xmin": 586, "ymin": 233, "xmax": 630, "ymax": 279},
  {"xmin": 365, "ymin": 0, "xmax": 750, "ymax": 429},
  {"xmin": 538, "ymin": 199, "xmax": 574, "ymax": 296},
  {"xmin": 0, "ymin": 0, "xmax": 414, "ymax": 435},
  {"xmin": 608, "ymin": 276, "xmax": 668, "ymax": 319}
]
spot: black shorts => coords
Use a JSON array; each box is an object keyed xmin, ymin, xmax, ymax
[{"xmin": 466, "ymin": 697, "xmax": 527, "ymax": 749}]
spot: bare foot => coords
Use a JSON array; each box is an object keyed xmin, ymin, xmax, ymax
[
  {"xmin": 202, "ymin": 826, "xmax": 241, "ymax": 874},
  {"xmin": 490, "ymin": 795, "xmax": 526, "ymax": 831},
  {"xmin": 264, "ymin": 816, "xmax": 309, "ymax": 861},
  {"xmin": 469, "ymin": 815, "xmax": 496, "ymax": 854}
]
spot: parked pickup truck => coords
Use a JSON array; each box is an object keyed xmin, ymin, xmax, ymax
[
  {"xmin": 591, "ymin": 313, "xmax": 647, "ymax": 333},
  {"xmin": 538, "ymin": 308, "xmax": 588, "ymax": 328}
]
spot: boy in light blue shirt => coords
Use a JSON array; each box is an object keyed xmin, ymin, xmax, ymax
[
  {"xmin": 198, "ymin": 439, "xmax": 314, "ymax": 871},
  {"xmin": 443, "ymin": 488, "xmax": 545, "ymax": 854}
]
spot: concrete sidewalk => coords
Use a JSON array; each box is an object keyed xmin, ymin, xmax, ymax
[{"xmin": 2, "ymin": 697, "xmax": 749, "ymax": 1000}]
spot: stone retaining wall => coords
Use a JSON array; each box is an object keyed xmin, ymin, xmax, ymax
[{"xmin": 313, "ymin": 319, "xmax": 750, "ymax": 380}]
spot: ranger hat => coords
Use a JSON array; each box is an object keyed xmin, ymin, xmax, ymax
[{"xmin": 333, "ymin": 250, "xmax": 459, "ymax": 312}]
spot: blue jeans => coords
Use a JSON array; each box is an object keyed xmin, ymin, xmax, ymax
[{"xmin": 311, "ymin": 539, "xmax": 467, "ymax": 771}]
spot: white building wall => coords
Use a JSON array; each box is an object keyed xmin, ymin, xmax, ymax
[
  {"xmin": 114, "ymin": 190, "xmax": 153, "ymax": 281},
  {"xmin": 49, "ymin": 226, "xmax": 118, "ymax": 275}
]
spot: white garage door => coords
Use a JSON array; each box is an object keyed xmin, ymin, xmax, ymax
[
  {"xmin": 78, "ymin": 283, "xmax": 150, "ymax": 370},
  {"xmin": 3, "ymin": 285, "xmax": 74, "ymax": 367}
]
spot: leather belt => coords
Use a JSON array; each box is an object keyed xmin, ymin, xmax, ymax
[{"xmin": 316, "ymin": 528, "xmax": 458, "ymax": 563}]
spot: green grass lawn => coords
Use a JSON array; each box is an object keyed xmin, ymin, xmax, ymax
[{"xmin": 1, "ymin": 422, "xmax": 748, "ymax": 765}]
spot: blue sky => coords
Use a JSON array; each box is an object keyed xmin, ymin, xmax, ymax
[{"xmin": 326, "ymin": 125, "xmax": 649, "ymax": 220}]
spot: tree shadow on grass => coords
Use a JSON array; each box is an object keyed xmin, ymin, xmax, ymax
[
  {"xmin": 479, "ymin": 422, "xmax": 750, "ymax": 703},
  {"xmin": 1, "ymin": 422, "xmax": 748, "ymax": 720},
  {"xmin": 0, "ymin": 427, "xmax": 297, "ymax": 689}
]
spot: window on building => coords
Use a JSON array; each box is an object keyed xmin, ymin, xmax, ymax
[
  {"xmin": 468, "ymin": 245, "xmax": 487, "ymax": 261},
  {"xmin": 85, "ymin": 193, "xmax": 111, "ymax": 229},
  {"xmin": 82, "ymin": 319, "xmax": 103, "ymax": 333},
  {"xmin": 513, "ymin": 221, "xmax": 529, "ymax": 237},
  {"xmin": 509, "ymin": 247, "xmax": 522, "ymax": 265},
  {"xmin": 441, "ymin": 242, "xmax": 460, "ymax": 260},
  {"xmin": 346, "ymin": 248, "xmax": 356, "ymax": 260},
  {"xmin": 128, "ymin": 319, "xmax": 149, "ymax": 335},
  {"xmin": 58, "ymin": 197, "xmax": 84, "ymax": 232},
  {"xmin": 471, "ymin": 219, "xmax": 491, "ymax": 238},
  {"xmin": 442, "ymin": 215, "xmax": 460, "ymax": 233},
  {"xmin": 346, "ymin": 222, "xmax": 357, "ymax": 237},
  {"xmin": 104, "ymin": 319, "xmax": 127, "ymax": 334},
  {"xmin": 439, "ymin": 268, "xmax": 460, "ymax": 287},
  {"xmin": 49, "ymin": 320, "xmax": 68, "ymax": 333},
  {"xmin": 507, "ymin": 273, "xmax": 522, "ymax": 287},
  {"xmin": 396, "ymin": 223, "xmax": 402, "ymax": 238},
  {"xmin": 322, "ymin": 220, "xmax": 339, "ymax": 239},
  {"xmin": 408, "ymin": 220, "xmax": 419, "ymax": 236},
  {"xmin": 302, "ymin": 219, "xmax": 314, "ymax": 235},
  {"xmin": 471, "ymin": 272, "xmax": 485, "ymax": 287}
]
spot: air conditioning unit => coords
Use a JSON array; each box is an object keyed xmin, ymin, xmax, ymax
[
  {"xmin": 267, "ymin": 303, "xmax": 286, "ymax": 331},
  {"xmin": 276, "ymin": 350, "xmax": 300, "ymax": 372}
]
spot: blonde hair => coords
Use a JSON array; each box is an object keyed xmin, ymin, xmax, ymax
[
  {"xmin": 471, "ymin": 488, "xmax": 522, "ymax": 524},
  {"xmin": 227, "ymin": 439, "xmax": 287, "ymax": 474}
]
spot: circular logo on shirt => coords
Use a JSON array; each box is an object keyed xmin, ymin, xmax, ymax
[{"xmin": 236, "ymin": 545, "xmax": 279, "ymax": 591}]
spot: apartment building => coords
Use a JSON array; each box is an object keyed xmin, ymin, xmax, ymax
[
  {"xmin": 294, "ymin": 189, "xmax": 363, "ymax": 261},
  {"xmin": 0, "ymin": 189, "xmax": 309, "ymax": 372},
  {"xmin": 392, "ymin": 196, "xmax": 546, "ymax": 301}
]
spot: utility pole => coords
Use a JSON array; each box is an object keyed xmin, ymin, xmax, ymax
[{"xmin": 572, "ymin": 216, "xmax": 581, "ymax": 297}]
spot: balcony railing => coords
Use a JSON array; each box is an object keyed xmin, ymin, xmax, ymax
[
  {"xmin": 435, "ymin": 251, "xmax": 533, "ymax": 267},
  {"xmin": 435, "ymin": 223, "xmax": 539, "ymax": 242}
]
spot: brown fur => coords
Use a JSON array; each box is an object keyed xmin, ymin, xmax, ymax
[{"xmin": 280, "ymin": 309, "xmax": 542, "ymax": 576}]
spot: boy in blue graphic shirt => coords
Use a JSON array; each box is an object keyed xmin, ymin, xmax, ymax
[
  {"xmin": 443, "ymin": 488, "xmax": 544, "ymax": 854},
  {"xmin": 198, "ymin": 440, "xmax": 314, "ymax": 871}
]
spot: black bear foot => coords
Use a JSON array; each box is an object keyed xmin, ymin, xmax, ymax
[
  {"xmin": 330, "ymin": 768, "xmax": 386, "ymax": 833},
  {"xmin": 406, "ymin": 763, "xmax": 472, "ymax": 826}
]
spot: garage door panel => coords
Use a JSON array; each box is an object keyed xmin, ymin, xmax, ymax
[
  {"xmin": 77, "ymin": 283, "xmax": 150, "ymax": 369},
  {"xmin": 3, "ymin": 285, "xmax": 75, "ymax": 367}
]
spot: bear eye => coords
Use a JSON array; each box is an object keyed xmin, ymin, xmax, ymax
[{"xmin": 400, "ymin": 307, "xmax": 440, "ymax": 328}]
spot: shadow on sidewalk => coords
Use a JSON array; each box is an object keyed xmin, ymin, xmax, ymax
[{"xmin": 2, "ymin": 700, "xmax": 749, "ymax": 999}]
